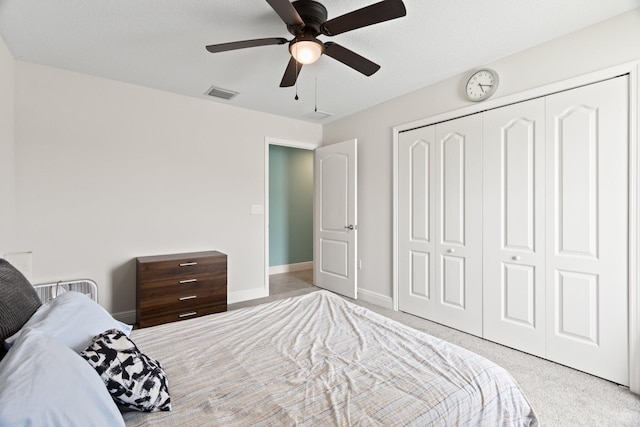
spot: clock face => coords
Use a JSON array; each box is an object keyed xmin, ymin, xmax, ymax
[{"xmin": 465, "ymin": 69, "xmax": 499, "ymax": 101}]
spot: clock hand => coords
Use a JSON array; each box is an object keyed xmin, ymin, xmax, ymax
[{"xmin": 478, "ymin": 83, "xmax": 493, "ymax": 92}]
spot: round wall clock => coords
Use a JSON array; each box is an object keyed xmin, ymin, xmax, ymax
[{"xmin": 464, "ymin": 68, "xmax": 499, "ymax": 102}]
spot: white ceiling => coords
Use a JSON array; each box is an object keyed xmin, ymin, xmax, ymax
[{"xmin": 1, "ymin": 0, "xmax": 638, "ymax": 123}]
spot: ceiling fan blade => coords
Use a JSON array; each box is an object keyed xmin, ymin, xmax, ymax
[
  {"xmin": 321, "ymin": 0, "xmax": 406, "ymax": 36},
  {"xmin": 323, "ymin": 42, "xmax": 380, "ymax": 76},
  {"xmin": 206, "ymin": 37, "xmax": 288, "ymax": 53},
  {"xmin": 280, "ymin": 57, "xmax": 303, "ymax": 87},
  {"xmin": 266, "ymin": 0, "xmax": 304, "ymax": 27}
]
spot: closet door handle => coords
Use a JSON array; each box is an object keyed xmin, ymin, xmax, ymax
[
  {"xmin": 447, "ymin": 248, "xmax": 455, "ymax": 254},
  {"xmin": 512, "ymin": 255, "xmax": 521, "ymax": 261}
]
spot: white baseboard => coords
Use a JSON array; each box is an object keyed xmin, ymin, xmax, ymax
[
  {"xmin": 112, "ymin": 310, "xmax": 136, "ymax": 325},
  {"xmin": 269, "ymin": 261, "xmax": 314, "ymax": 275},
  {"xmin": 358, "ymin": 288, "xmax": 393, "ymax": 310},
  {"xmin": 228, "ymin": 286, "xmax": 268, "ymax": 304}
]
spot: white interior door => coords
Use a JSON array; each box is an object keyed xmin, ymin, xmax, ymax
[
  {"xmin": 398, "ymin": 125, "xmax": 437, "ymax": 317},
  {"xmin": 483, "ymin": 98, "xmax": 546, "ymax": 356},
  {"xmin": 434, "ymin": 115, "xmax": 483, "ymax": 336},
  {"xmin": 314, "ymin": 139, "xmax": 357, "ymax": 299},
  {"xmin": 398, "ymin": 115, "xmax": 482, "ymax": 336},
  {"xmin": 545, "ymin": 76, "xmax": 629, "ymax": 385}
]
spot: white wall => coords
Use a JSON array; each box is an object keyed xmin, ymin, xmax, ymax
[
  {"xmin": 323, "ymin": 9, "xmax": 640, "ymax": 300},
  {"xmin": 0, "ymin": 35, "xmax": 15, "ymax": 255},
  {"xmin": 13, "ymin": 61, "xmax": 321, "ymax": 314}
]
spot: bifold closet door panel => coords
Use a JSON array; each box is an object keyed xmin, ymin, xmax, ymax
[
  {"xmin": 545, "ymin": 76, "xmax": 629, "ymax": 385},
  {"xmin": 398, "ymin": 125, "xmax": 437, "ymax": 319},
  {"xmin": 434, "ymin": 115, "xmax": 483, "ymax": 337},
  {"xmin": 482, "ymin": 98, "xmax": 546, "ymax": 357},
  {"xmin": 398, "ymin": 115, "xmax": 483, "ymax": 337}
]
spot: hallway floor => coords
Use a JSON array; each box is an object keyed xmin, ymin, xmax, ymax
[{"xmin": 227, "ymin": 269, "xmax": 317, "ymax": 311}]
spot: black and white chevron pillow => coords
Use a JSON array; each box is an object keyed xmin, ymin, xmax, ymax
[{"xmin": 81, "ymin": 329, "xmax": 171, "ymax": 412}]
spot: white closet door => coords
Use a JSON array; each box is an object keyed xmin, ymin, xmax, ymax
[
  {"xmin": 398, "ymin": 125, "xmax": 437, "ymax": 317},
  {"xmin": 434, "ymin": 115, "xmax": 483, "ymax": 336},
  {"xmin": 398, "ymin": 115, "xmax": 483, "ymax": 336},
  {"xmin": 483, "ymin": 98, "xmax": 546, "ymax": 356},
  {"xmin": 545, "ymin": 76, "xmax": 629, "ymax": 385}
]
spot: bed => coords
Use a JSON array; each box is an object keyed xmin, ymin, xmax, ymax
[
  {"xmin": 0, "ymin": 259, "xmax": 538, "ymax": 426},
  {"xmin": 124, "ymin": 290, "xmax": 537, "ymax": 426}
]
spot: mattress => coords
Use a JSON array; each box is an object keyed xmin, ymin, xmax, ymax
[{"xmin": 123, "ymin": 290, "xmax": 538, "ymax": 426}]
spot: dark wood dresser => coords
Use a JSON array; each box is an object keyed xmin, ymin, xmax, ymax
[{"xmin": 136, "ymin": 251, "xmax": 227, "ymax": 328}]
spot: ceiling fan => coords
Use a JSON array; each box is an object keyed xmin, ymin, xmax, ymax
[{"xmin": 205, "ymin": 0, "xmax": 407, "ymax": 87}]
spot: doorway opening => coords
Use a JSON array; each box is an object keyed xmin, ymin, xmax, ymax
[{"xmin": 264, "ymin": 137, "xmax": 319, "ymax": 296}]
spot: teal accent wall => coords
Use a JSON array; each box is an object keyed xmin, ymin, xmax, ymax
[{"xmin": 269, "ymin": 145, "xmax": 313, "ymax": 267}]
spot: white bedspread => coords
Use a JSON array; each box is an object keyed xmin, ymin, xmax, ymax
[{"xmin": 123, "ymin": 290, "xmax": 538, "ymax": 426}]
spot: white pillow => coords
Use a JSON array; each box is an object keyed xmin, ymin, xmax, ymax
[
  {"xmin": 4, "ymin": 290, "xmax": 132, "ymax": 353},
  {"xmin": 0, "ymin": 329, "xmax": 125, "ymax": 427}
]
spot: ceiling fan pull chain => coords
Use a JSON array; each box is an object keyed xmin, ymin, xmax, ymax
[{"xmin": 294, "ymin": 44, "xmax": 299, "ymax": 100}]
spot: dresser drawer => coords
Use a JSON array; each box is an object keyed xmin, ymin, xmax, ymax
[
  {"xmin": 139, "ymin": 287, "xmax": 227, "ymax": 317},
  {"xmin": 138, "ymin": 275, "xmax": 225, "ymax": 300},
  {"xmin": 139, "ymin": 304, "xmax": 226, "ymax": 328},
  {"xmin": 137, "ymin": 252, "xmax": 226, "ymax": 282}
]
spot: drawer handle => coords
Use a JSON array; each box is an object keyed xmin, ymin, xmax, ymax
[
  {"xmin": 179, "ymin": 295, "xmax": 197, "ymax": 301},
  {"xmin": 179, "ymin": 279, "xmax": 198, "ymax": 284},
  {"xmin": 179, "ymin": 262, "xmax": 198, "ymax": 267},
  {"xmin": 179, "ymin": 312, "xmax": 197, "ymax": 318}
]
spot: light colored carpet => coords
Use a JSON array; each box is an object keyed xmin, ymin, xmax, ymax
[{"xmin": 230, "ymin": 273, "xmax": 640, "ymax": 426}]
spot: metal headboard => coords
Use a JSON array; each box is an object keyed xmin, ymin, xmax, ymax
[{"xmin": 33, "ymin": 279, "xmax": 99, "ymax": 303}]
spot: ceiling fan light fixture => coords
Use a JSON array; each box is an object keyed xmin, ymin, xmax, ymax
[{"xmin": 290, "ymin": 38, "xmax": 323, "ymax": 64}]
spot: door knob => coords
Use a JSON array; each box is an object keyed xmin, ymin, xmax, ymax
[
  {"xmin": 512, "ymin": 255, "xmax": 521, "ymax": 261},
  {"xmin": 344, "ymin": 225, "xmax": 355, "ymax": 230},
  {"xmin": 447, "ymin": 248, "xmax": 455, "ymax": 254}
]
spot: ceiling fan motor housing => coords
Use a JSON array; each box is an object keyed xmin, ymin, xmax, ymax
[{"xmin": 289, "ymin": 0, "xmax": 327, "ymax": 36}]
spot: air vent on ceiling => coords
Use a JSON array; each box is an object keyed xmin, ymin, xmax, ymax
[
  {"xmin": 205, "ymin": 85, "xmax": 239, "ymax": 100},
  {"xmin": 304, "ymin": 109, "xmax": 334, "ymax": 121}
]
